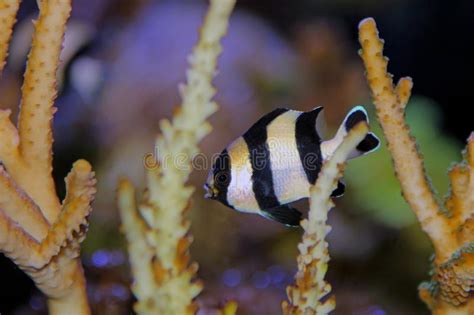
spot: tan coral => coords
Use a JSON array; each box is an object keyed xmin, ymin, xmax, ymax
[
  {"xmin": 117, "ymin": 0, "xmax": 236, "ymax": 314},
  {"xmin": 0, "ymin": 0, "xmax": 96, "ymax": 314},
  {"xmin": 0, "ymin": 0, "xmax": 20, "ymax": 74},
  {"xmin": 282, "ymin": 122, "xmax": 370, "ymax": 315},
  {"xmin": 358, "ymin": 17, "xmax": 474, "ymax": 314}
]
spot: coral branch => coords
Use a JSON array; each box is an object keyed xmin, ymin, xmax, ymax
[
  {"xmin": 395, "ymin": 77, "xmax": 413, "ymax": 109},
  {"xmin": 0, "ymin": 109, "xmax": 21, "ymax": 164},
  {"xmin": 117, "ymin": 0, "xmax": 236, "ymax": 314},
  {"xmin": 0, "ymin": 160, "xmax": 95, "ymax": 305},
  {"xmin": 283, "ymin": 122, "xmax": 370, "ymax": 315},
  {"xmin": 358, "ymin": 18, "xmax": 454, "ymax": 258},
  {"xmin": 46, "ymin": 264, "xmax": 89, "ymax": 315},
  {"xmin": 117, "ymin": 178, "xmax": 157, "ymax": 314},
  {"xmin": 358, "ymin": 17, "xmax": 474, "ymax": 314},
  {"xmin": 0, "ymin": 165, "xmax": 49, "ymax": 240},
  {"xmin": 0, "ymin": 0, "xmax": 20, "ymax": 75},
  {"xmin": 447, "ymin": 133, "xmax": 474, "ymax": 230},
  {"xmin": 0, "ymin": 1, "xmax": 96, "ymax": 314},
  {"xmin": 0, "ymin": 209, "xmax": 43, "ymax": 267},
  {"xmin": 17, "ymin": 0, "xmax": 72, "ymax": 223},
  {"xmin": 38, "ymin": 160, "xmax": 95, "ymax": 265}
]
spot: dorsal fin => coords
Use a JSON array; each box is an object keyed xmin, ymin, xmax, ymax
[{"xmin": 300, "ymin": 106, "xmax": 323, "ymax": 127}]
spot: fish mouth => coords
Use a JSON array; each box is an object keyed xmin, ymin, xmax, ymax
[{"xmin": 203, "ymin": 183, "xmax": 216, "ymax": 199}]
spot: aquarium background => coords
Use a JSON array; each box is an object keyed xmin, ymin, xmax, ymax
[{"xmin": 0, "ymin": 0, "xmax": 472, "ymax": 314}]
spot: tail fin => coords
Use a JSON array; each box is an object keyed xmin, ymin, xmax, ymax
[{"xmin": 321, "ymin": 106, "xmax": 380, "ymax": 159}]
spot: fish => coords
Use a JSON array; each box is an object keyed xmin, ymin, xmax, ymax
[{"xmin": 204, "ymin": 106, "xmax": 380, "ymax": 226}]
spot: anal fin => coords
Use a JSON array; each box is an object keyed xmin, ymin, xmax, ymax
[
  {"xmin": 331, "ymin": 181, "xmax": 345, "ymax": 197},
  {"xmin": 261, "ymin": 205, "xmax": 302, "ymax": 227}
]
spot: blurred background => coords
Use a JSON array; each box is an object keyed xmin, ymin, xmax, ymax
[{"xmin": 0, "ymin": 0, "xmax": 473, "ymax": 314}]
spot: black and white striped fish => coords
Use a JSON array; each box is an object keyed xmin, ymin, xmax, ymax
[{"xmin": 204, "ymin": 106, "xmax": 379, "ymax": 226}]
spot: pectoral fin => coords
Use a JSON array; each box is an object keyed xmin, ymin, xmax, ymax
[{"xmin": 261, "ymin": 205, "xmax": 302, "ymax": 227}]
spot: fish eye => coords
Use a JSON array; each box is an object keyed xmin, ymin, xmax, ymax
[{"xmin": 215, "ymin": 172, "xmax": 229, "ymax": 185}]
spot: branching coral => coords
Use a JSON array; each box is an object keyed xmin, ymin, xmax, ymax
[
  {"xmin": 282, "ymin": 122, "xmax": 370, "ymax": 315},
  {"xmin": 117, "ymin": 0, "xmax": 236, "ymax": 314},
  {"xmin": 0, "ymin": 0, "xmax": 96, "ymax": 314},
  {"xmin": 0, "ymin": 0, "xmax": 20, "ymax": 75},
  {"xmin": 359, "ymin": 17, "xmax": 473, "ymax": 314}
]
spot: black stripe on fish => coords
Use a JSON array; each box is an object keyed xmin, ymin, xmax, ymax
[
  {"xmin": 213, "ymin": 149, "xmax": 234, "ymax": 208},
  {"xmin": 295, "ymin": 107, "xmax": 323, "ymax": 185},
  {"xmin": 243, "ymin": 108, "xmax": 289, "ymax": 210}
]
